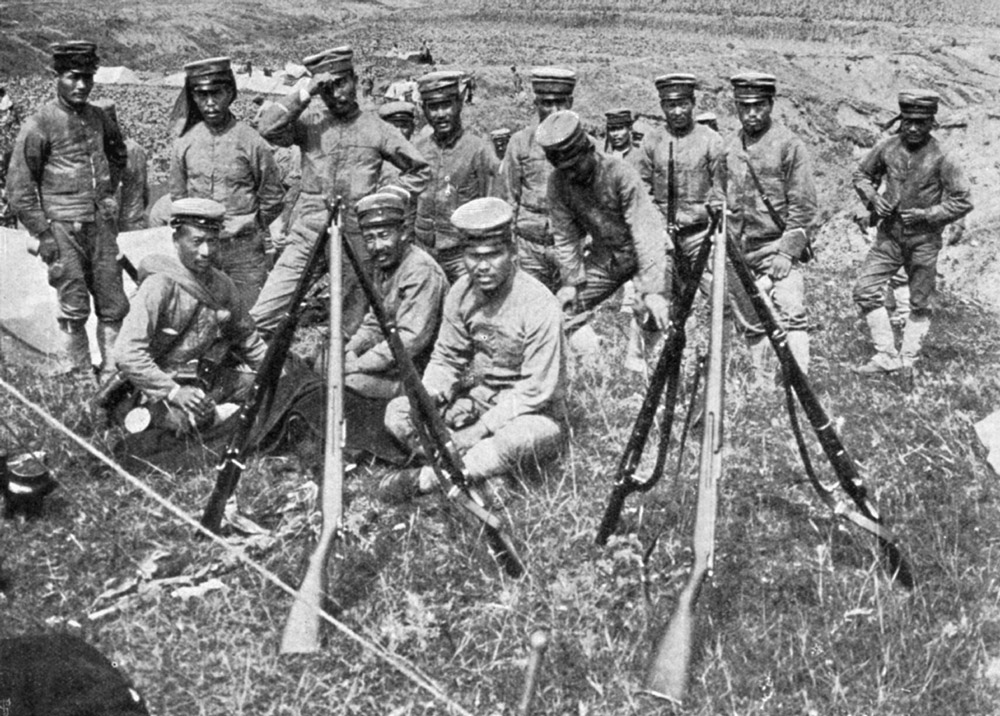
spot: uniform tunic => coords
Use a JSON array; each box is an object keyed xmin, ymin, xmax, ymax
[
  {"xmin": 413, "ymin": 128, "xmax": 498, "ymax": 281},
  {"xmin": 345, "ymin": 242, "xmax": 448, "ymax": 398},
  {"xmin": 252, "ymin": 98, "xmax": 430, "ymax": 336},
  {"xmin": 548, "ymin": 151, "xmax": 671, "ymax": 310},
  {"xmin": 725, "ymin": 122, "xmax": 817, "ymax": 333},
  {"xmin": 7, "ymin": 98, "xmax": 129, "ymax": 325},
  {"xmin": 385, "ymin": 268, "xmax": 566, "ymax": 479},
  {"xmin": 851, "ymin": 134, "xmax": 972, "ymax": 313}
]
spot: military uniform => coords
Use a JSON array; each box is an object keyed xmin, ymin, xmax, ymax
[
  {"xmin": 413, "ymin": 70, "xmax": 499, "ymax": 281},
  {"xmin": 113, "ymin": 199, "xmax": 267, "ymax": 433},
  {"xmin": 251, "ymin": 46, "xmax": 430, "ymax": 337},
  {"xmin": 725, "ymin": 72, "xmax": 817, "ymax": 377},
  {"xmin": 377, "ymin": 101, "xmax": 419, "ymax": 234},
  {"xmin": 604, "ymin": 108, "xmax": 641, "ymax": 168},
  {"xmin": 345, "ymin": 192, "xmax": 448, "ymax": 398},
  {"xmin": 6, "ymin": 41, "xmax": 129, "ymax": 378},
  {"xmin": 497, "ymin": 67, "xmax": 576, "ymax": 293},
  {"xmin": 92, "ymin": 100, "xmax": 148, "ymax": 232},
  {"xmin": 851, "ymin": 89, "xmax": 973, "ymax": 373},
  {"xmin": 490, "ymin": 127, "xmax": 511, "ymax": 161},
  {"xmin": 170, "ymin": 57, "xmax": 284, "ymax": 312},
  {"xmin": 538, "ymin": 111, "xmax": 672, "ymax": 315},
  {"xmin": 384, "ymin": 198, "xmax": 566, "ymax": 483}
]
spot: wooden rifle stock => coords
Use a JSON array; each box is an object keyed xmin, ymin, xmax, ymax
[
  {"xmin": 200, "ymin": 203, "xmax": 337, "ymax": 534},
  {"xmin": 280, "ymin": 200, "xmax": 345, "ymax": 654},
  {"xmin": 516, "ymin": 630, "xmax": 550, "ymax": 716},
  {"xmin": 340, "ymin": 228, "xmax": 525, "ymax": 578},
  {"xmin": 644, "ymin": 203, "xmax": 727, "ymax": 703}
]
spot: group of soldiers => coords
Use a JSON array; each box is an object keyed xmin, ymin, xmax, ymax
[{"xmin": 3, "ymin": 39, "xmax": 973, "ymax": 496}]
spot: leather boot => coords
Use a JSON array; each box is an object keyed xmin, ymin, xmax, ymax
[
  {"xmin": 854, "ymin": 308, "xmax": 900, "ymax": 375},
  {"xmin": 96, "ymin": 321, "xmax": 122, "ymax": 384},
  {"xmin": 746, "ymin": 334, "xmax": 775, "ymax": 390},
  {"xmin": 47, "ymin": 320, "xmax": 94, "ymax": 381},
  {"xmin": 899, "ymin": 313, "xmax": 931, "ymax": 368}
]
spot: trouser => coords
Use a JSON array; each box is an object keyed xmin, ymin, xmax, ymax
[
  {"xmin": 213, "ymin": 235, "xmax": 268, "ymax": 315},
  {"xmin": 853, "ymin": 230, "xmax": 941, "ymax": 316},
  {"xmin": 383, "ymin": 389, "xmax": 564, "ymax": 480},
  {"xmin": 671, "ymin": 222, "xmax": 713, "ymax": 302},
  {"xmin": 571, "ymin": 248, "xmax": 640, "ymax": 314},
  {"xmin": 345, "ymin": 372, "xmax": 401, "ymax": 400},
  {"xmin": 515, "ymin": 234, "xmax": 560, "ymax": 294},
  {"xmin": 250, "ymin": 220, "xmax": 368, "ymax": 339},
  {"xmin": 47, "ymin": 217, "xmax": 129, "ymax": 325}
]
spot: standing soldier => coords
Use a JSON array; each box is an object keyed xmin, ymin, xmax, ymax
[
  {"xmin": 604, "ymin": 108, "xmax": 639, "ymax": 166},
  {"xmin": 377, "ymin": 100, "xmax": 419, "ymax": 233},
  {"xmin": 725, "ymin": 72, "xmax": 817, "ymax": 384},
  {"xmin": 93, "ymin": 99, "xmax": 149, "ymax": 232},
  {"xmin": 499, "ymin": 67, "xmax": 577, "ymax": 293},
  {"xmin": 537, "ymin": 110, "xmax": 673, "ymax": 333},
  {"xmin": 851, "ymin": 90, "xmax": 972, "ymax": 376},
  {"xmin": 251, "ymin": 46, "xmax": 430, "ymax": 338},
  {"xmin": 489, "ymin": 128, "xmax": 511, "ymax": 161},
  {"xmin": 7, "ymin": 41, "xmax": 129, "ymax": 382},
  {"xmin": 413, "ymin": 70, "xmax": 498, "ymax": 282},
  {"xmin": 170, "ymin": 57, "xmax": 284, "ymax": 313}
]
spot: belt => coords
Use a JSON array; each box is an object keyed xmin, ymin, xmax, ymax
[{"xmin": 676, "ymin": 221, "xmax": 710, "ymax": 240}]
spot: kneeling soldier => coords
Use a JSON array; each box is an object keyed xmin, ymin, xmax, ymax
[
  {"xmin": 382, "ymin": 197, "xmax": 566, "ymax": 499},
  {"xmin": 110, "ymin": 198, "xmax": 267, "ymax": 434}
]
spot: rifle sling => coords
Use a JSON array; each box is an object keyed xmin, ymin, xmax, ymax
[{"xmin": 740, "ymin": 139, "xmax": 787, "ymax": 235}]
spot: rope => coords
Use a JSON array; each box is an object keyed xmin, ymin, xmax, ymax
[{"xmin": 0, "ymin": 375, "xmax": 474, "ymax": 716}]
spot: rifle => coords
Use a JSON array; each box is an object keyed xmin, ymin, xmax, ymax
[
  {"xmin": 643, "ymin": 200, "xmax": 727, "ymax": 704},
  {"xmin": 200, "ymin": 201, "xmax": 339, "ymax": 534},
  {"xmin": 594, "ymin": 207, "xmax": 720, "ymax": 545},
  {"xmin": 725, "ymin": 232, "xmax": 914, "ymax": 589},
  {"xmin": 516, "ymin": 629, "xmax": 550, "ymax": 716},
  {"xmin": 340, "ymin": 229, "xmax": 526, "ymax": 578},
  {"xmin": 279, "ymin": 202, "xmax": 346, "ymax": 654}
]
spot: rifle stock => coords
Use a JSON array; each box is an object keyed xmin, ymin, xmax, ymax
[
  {"xmin": 340, "ymin": 229, "xmax": 525, "ymax": 578},
  {"xmin": 200, "ymin": 203, "xmax": 336, "ymax": 534},
  {"xmin": 644, "ymin": 202, "xmax": 727, "ymax": 703},
  {"xmin": 280, "ymin": 200, "xmax": 345, "ymax": 654}
]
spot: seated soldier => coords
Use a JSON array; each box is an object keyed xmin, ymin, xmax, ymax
[
  {"xmin": 381, "ymin": 197, "xmax": 567, "ymax": 500},
  {"xmin": 345, "ymin": 189, "xmax": 448, "ymax": 399},
  {"xmin": 108, "ymin": 197, "xmax": 267, "ymax": 434}
]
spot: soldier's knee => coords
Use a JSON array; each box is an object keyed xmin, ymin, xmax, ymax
[{"xmin": 383, "ymin": 396, "xmax": 412, "ymax": 438}]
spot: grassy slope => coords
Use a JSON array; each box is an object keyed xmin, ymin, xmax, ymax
[{"xmin": 3, "ymin": 3, "xmax": 1000, "ymax": 716}]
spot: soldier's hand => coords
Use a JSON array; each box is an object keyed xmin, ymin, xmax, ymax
[
  {"xmin": 899, "ymin": 208, "xmax": 925, "ymax": 227},
  {"xmin": 97, "ymin": 196, "xmax": 119, "ymax": 222},
  {"xmin": 873, "ymin": 195, "xmax": 895, "ymax": 219},
  {"xmin": 35, "ymin": 231, "xmax": 60, "ymax": 264},
  {"xmin": 170, "ymin": 385, "xmax": 215, "ymax": 426},
  {"xmin": 641, "ymin": 293, "xmax": 671, "ymax": 332},
  {"xmin": 556, "ymin": 285, "xmax": 578, "ymax": 313},
  {"xmin": 769, "ymin": 252, "xmax": 793, "ymax": 281},
  {"xmin": 307, "ymin": 72, "xmax": 334, "ymax": 97},
  {"xmin": 945, "ymin": 222, "xmax": 965, "ymax": 246}
]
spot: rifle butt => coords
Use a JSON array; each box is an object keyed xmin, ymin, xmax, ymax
[
  {"xmin": 279, "ymin": 530, "xmax": 336, "ymax": 654},
  {"xmin": 516, "ymin": 629, "xmax": 550, "ymax": 716},
  {"xmin": 595, "ymin": 487, "xmax": 628, "ymax": 546},
  {"xmin": 486, "ymin": 525, "xmax": 526, "ymax": 579},
  {"xmin": 199, "ymin": 464, "xmax": 238, "ymax": 534},
  {"xmin": 642, "ymin": 571, "xmax": 706, "ymax": 704}
]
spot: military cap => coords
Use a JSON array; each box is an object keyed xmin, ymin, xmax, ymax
[
  {"xmin": 170, "ymin": 197, "xmax": 226, "ymax": 231},
  {"xmin": 530, "ymin": 67, "xmax": 577, "ymax": 97},
  {"xmin": 3, "ymin": 451, "xmax": 57, "ymax": 499},
  {"xmin": 490, "ymin": 127, "xmax": 512, "ymax": 140},
  {"xmin": 356, "ymin": 191, "xmax": 407, "ymax": 227},
  {"xmin": 731, "ymin": 71, "xmax": 777, "ymax": 101},
  {"xmin": 655, "ymin": 73, "xmax": 697, "ymax": 100},
  {"xmin": 695, "ymin": 111, "xmax": 718, "ymax": 124},
  {"xmin": 183, "ymin": 56, "xmax": 234, "ymax": 87},
  {"xmin": 451, "ymin": 197, "xmax": 515, "ymax": 243},
  {"xmin": 417, "ymin": 70, "xmax": 463, "ymax": 102},
  {"xmin": 303, "ymin": 46, "xmax": 354, "ymax": 76},
  {"xmin": 50, "ymin": 40, "xmax": 99, "ymax": 74},
  {"xmin": 898, "ymin": 88, "xmax": 940, "ymax": 118},
  {"xmin": 605, "ymin": 108, "xmax": 634, "ymax": 128},
  {"xmin": 536, "ymin": 110, "xmax": 591, "ymax": 166},
  {"xmin": 378, "ymin": 100, "xmax": 416, "ymax": 122}
]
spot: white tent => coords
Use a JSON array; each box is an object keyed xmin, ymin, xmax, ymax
[{"xmin": 94, "ymin": 66, "xmax": 142, "ymax": 85}]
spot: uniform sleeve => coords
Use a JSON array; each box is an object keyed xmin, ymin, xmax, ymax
[
  {"xmin": 120, "ymin": 143, "xmax": 149, "ymax": 231},
  {"xmin": 115, "ymin": 275, "xmax": 184, "ymax": 398},
  {"xmin": 168, "ymin": 137, "xmax": 188, "ymax": 200},
  {"xmin": 257, "ymin": 93, "xmax": 309, "ymax": 148},
  {"xmin": 354, "ymin": 262, "xmax": 448, "ymax": 373},
  {"xmin": 344, "ymin": 310, "xmax": 382, "ymax": 357},
  {"xmin": 480, "ymin": 299, "xmax": 564, "ymax": 432},
  {"xmin": 6, "ymin": 117, "xmax": 51, "ymax": 236},
  {"xmin": 707, "ymin": 130, "xmax": 727, "ymax": 206},
  {"xmin": 620, "ymin": 165, "xmax": 671, "ymax": 296},
  {"xmin": 852, "ymin": 141, "xmax": 886, "ymax": 213},
  {"xmin": 497, "ymin": 136, "xmax": 521, "ymax": 204},
  {"xmin": 380, "ymin": 128, "xmax": 431, "ymax": 198},
  {"xmin": 549, "ymin": 174, "xmax": 588, "ymax": 288},
  {"xmin": 636, "ymin": 136, "xmax": 655, "ymax": 195},
  {"xmin": 925, "ymin": 151, "xmax": 973, "ymax": 228},
  {"xmin": 479, "ymin": 140, "xmax": 501, "ymax": 197},
  {"xmin": 777, "ymin": 137, "xmax": 818, "ymax": 258},
  {"xmin": 254, "ymin": 139, "xmax": 286, "ymax": 229},
  {"xmin": 421, "ymin": 286, "xmax": 471, "ymax": 400}
]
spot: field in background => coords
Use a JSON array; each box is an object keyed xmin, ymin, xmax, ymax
[{"xmin": 3, "ymin": 1, "xmax": 1000, "ymax": 714}]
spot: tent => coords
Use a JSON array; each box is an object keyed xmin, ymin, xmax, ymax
[{"xmin": 94, "ymin": 66, "xmax": 142, "ymax": 85}]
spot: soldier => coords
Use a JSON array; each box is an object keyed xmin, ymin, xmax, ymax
[
  {"xmin": 537, "ymin": 110, "xmax": 673, "ymax": 333},
  {"xmin": 112, "ymin": 198, "xmax": 267, "ymax": 435},
  {"xmin": 378, "ymin": 100, "xmax": 417, "ymax": 141},
  {"xmin": 93, "ymin": 99, "xmax": 149, "ymax": 231},
  {"xmin": 490, "ymin": 127, "xmax": 511, "ymax": 160},
  {"xmin": 345, "ymin": 190, "xmax": 448, "ymax": 399},
  {"xmin": 6, "ymin": 41, "xmax": 129, "ymax": 382},
  {"xmin": 251, "ymin": 46, "xmax": 430, "ymax": 338},
  {"xmin": 170, "ymin": 57, "xmax": 284, "ymax": 313},
  {"xmin": 725, "ymin": 72, "xmax": 817, "ymax": 384},
  {"xmin": 498, "ymin": 67, "xmax": 577, "ymax": 293},
  {"xmin": 851, "ymin": 89, "xmax": 972, "ymax": 376},
  {"xmin": 604, "ymin": 108, "xmax": 639, "ymax": 165},
  {"xmin": 413, "ymin": 70, "xmax": 498, "ymax": 282},
  {"xmin": 695, "ymin": 111, "xmax": 720, "ymax": 133},
  {"xmin": 381, "ymin": 197, "xmax": 566, "ymax": 499}
]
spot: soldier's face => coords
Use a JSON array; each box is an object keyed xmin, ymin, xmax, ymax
[
  {"xmin": 606, "ymin": 125, "xmax": 631, "ymax": 150},
  {"xmin": 492, "ymin": 137, "xmax": 509, "ymax": 158},
  {"xmin": 423, "ymin": 96, "xmax": 462, "ymax": 138},
  {"xmin": 362, "ymin": 223, "xmax": 406, "ymax": 270},
  {"xmin": 388, "ymin": 118, "xmax": 415, "ymax": 141},
  {"xmin": 192, "ymin": 84, "xmax": 235, "ymax": 128},
  {"xmin": 535, "ymin": 95, "xmax": 573, "ymax": 122},
  {"xmin": 661, "ymin": 97, "xmax": 695, "ymax": 133},
  {"xmin": 174, "ymin": 225, "xmax": 219, "ymax": 276},
  {"xmin": 900, "ymin": 116, "xmax": 933, "ymax": 148},
  {"xmin": 318, "ymin": 72, "xmax": 358, "ymax": 116},
  {"xmin": 56, "ymin": 70, "xmax": 94, "ymax": 109},
  {"xmin": 735, "ymin": 98, "xmax": 772, "ymax": 136},
  {"xmin": 554, "ymin": 148, "xmax": 597, "ymax": 185},
  {"xmin": 463, "ymin": 239, "xmax": 515, "ymax": 295}
]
